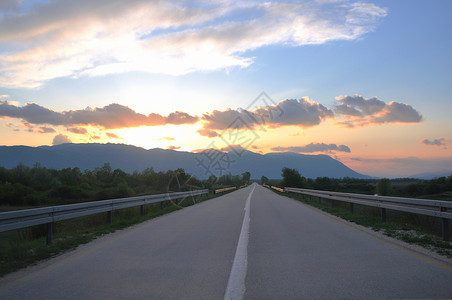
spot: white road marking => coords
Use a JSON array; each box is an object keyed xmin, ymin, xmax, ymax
[{"xmin": 223, "ymin": 184, "xmax": 255, "ymax": 300}]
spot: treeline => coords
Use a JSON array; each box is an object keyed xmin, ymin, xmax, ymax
[
  {"xmin": 0, "ymin": 163, "xmax": 251, "ymax": 207},
  {"xmin": 274, "ymin": 167, "xmax": 452, "ymax": 199}
]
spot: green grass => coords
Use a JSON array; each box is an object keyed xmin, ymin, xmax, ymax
[
  {"xmin": 275, "ymin": 190, "xmax": 452, "ymax": 258},
  {"xmin": 0, "ymin": 192, "xmax": 221, "ymax": 277}
]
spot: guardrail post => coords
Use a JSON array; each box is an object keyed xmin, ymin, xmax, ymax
[
  {"xmin": 160, "ymin": 201, "xmax": 165, "ymax": 209},
  {"xmin": 381, "ymin": 208, "xmax": 387, "ymax": 222},
  {"xmin": 140, "ymin": 205, "xmax": 144, "ymax": 216},
  {"xmin": 331, "ymin": 199, "xmax": 335, "ymax": 208},
  {"xmin": 107, "ymin": 211, "xmax": 112, "ymax": 225},
  {"xmin": 350, "ymin": 203, "xmax": 354, "ymax": 213},
  {"xmin": 318, "ymin": 197, "xmax": 321, "ymax": 205},
  {"xmin": 442, "ymin": 218, "xmax": 449, "ymax": 241},
  {"xmin": 46, "ymin": 222, "xmax": 53, "ymax": 245}
]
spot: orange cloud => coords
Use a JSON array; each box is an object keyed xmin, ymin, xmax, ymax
[
  {"xmin": 0, "ymin": 101, "xmax": 199, "ymax": 130},
  {"xmin": 106, "ymin": 132, "xmax": 122, "ymax": 139}
]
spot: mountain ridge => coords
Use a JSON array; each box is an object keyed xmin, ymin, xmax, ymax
[{"xmin": 0, "ymin": 143, "xmax": 370, "ymax": 179}]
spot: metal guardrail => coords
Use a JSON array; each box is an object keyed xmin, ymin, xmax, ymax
[
  {"xmin": 214, "ymin": 186, "xmax": 237, "ymax": 194},
  {"xmin": 0, "ymin": 189, "xmax": 208, "ymax": 244},
  {"xmin": 284, "ymin": 187, "xmax": 452, "ymax": 240}
]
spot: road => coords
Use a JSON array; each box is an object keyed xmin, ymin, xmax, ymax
[{"xmin": 1, "ymin": 183, "xmax": 452, "ymax": 299}]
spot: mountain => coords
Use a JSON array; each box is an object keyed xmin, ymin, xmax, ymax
[
  {"xmin": 407, "ymin": 170, "xmax": 452, "ymax": 180},
  {"xmin": 0, "ymin": 143, "xmax": 370, "ymax": 179}
]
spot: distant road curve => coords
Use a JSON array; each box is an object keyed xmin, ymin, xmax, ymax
[{"xmin": 1, "ymin": 183, "xmax": 451, "ymax": 299}]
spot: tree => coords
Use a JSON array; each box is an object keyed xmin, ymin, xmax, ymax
[
  {"xmin": 242, "ymin": 172, "xmax": 251, "ymax": 184},
  {"xmin": 376, "ymin": 178, "xmax": 392, "ymax": 196},
  {"xmin": 281, "ymin": 167, "xmax": 306, "ymax": 188},
  {"xmin": 261, "ymin": 176, "xmax": 269, "ymax": 185},
  {"xmin": 314, "ymin": 177, "xmax": 333, "ymax": 190},
  {"xmin": 94, "ymin": 163, "xmax": 112, "ymax": 185}
]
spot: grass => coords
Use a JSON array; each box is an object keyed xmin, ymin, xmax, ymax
[
  {"xmin": 0, "ymin": 192, "xmax": 223, "ymax": 277},
  {"xmin": 275, "ymin": 190, "xmax": 452, "ymax": 259}
]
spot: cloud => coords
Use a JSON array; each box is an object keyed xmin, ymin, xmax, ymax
[
  {"xmin": 0, "ymin": 101, "xmax": 198, "ymax": 129},
  {"xmin": 198, "ymin": 98, "xmax": 333, "ymax": 136},
  {"xmin": 0, "ymin": 0, "xmax": 387, "ymax": 88},
  {"xmin": 67, "ymin": 127, "xmax": 88, "ymax": 134},
  {"xmin": 37, "ymin": 126, "xmax": 56, "ymax": 134},
  {"xmin": 0, "ymin": 0, "xmax": 21, "ymax": 11},
  {"xmin": 421, "ymin": 137, "xmax": 447, "ymax": 148},
  {"xmin": 271, "ymin": 143, "xmax": 351, "ymax": 154},
  {"xmin": 106, "ymin": 132, "xmax": 121, "ymax": 139},
  {"xmin": 166, "ymin": 111, "xmax": 199, "ymax": 125},
  {"xmin": 197, "ymin": 128, "xmax": 220, "ymax": 138},
  {"xmin": 52, "ymin": 134, "xmax": 71, "ymax": 145},
  {"xmin": 0, "ymin": 101, "xmax": 64, "ymax": 125},
  {"xmin": 334, "ymin": 95, "xmax": 423, "ymax": 127},
  {"xmin": 168, "ymin": 145, "xmax": 181, "ymax": 150}
]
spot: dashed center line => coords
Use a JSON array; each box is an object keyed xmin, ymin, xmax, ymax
[{"xmin": 223, "ymin": 184, "xmax": 255, "ymax": 300}]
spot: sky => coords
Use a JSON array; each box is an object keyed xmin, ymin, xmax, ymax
[{"xmin": 0, "ymin": 0, "xmax": 451, "ymax": 178}]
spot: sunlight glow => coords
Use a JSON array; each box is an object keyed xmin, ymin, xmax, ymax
[{"xmin": 114, "ymin": 124, "xmax": 205, "ymax": 151}]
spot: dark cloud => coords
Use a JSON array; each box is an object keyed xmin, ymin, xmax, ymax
[
  {"xmin": 198, "ymin": 98, "xmax": 333, "ymax": 137},
  {"xmin": 334, "ymin": 95, "xmax": 423, "ymax": 127},
  {"xmin": 375, "ymin": 102, "xmax": 423, "ymax": 124},
  {"xmin": 52, "ymin": 134, "xmax": 71, "ymax": 145},
  {"xmin": 335, "ymin": 95, "xmax": 386, "ymax": 116},
  {"xmin": 0, "ymin": 101, "xmax": 199, "ymax": 129},
  {"xmin": 0, "ymin": 101, "xmax": 64, "ymax": 125},
  {"xmin": 67, "ymin": 127, "xmax": 88, "ymax": 134},
  {"xmin": 421, "ymin": 137, "xmax": 446, "ymax": 147},
  {"xmin": 37, "ymin": 126, "xmax": 56, "ymax": 134},
  {"xmin": 271, "ymin": 143, "xmax": 351, "ymax": 154}
]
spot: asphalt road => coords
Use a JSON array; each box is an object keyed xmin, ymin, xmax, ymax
[{"xmin": 1, "ymin": 183, "xmax": 452, "ymax": 299}]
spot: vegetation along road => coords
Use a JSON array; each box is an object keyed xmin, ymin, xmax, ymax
[{"xmin": 1, "ymin": 183, "xmax": 451, "ymax": 299}]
